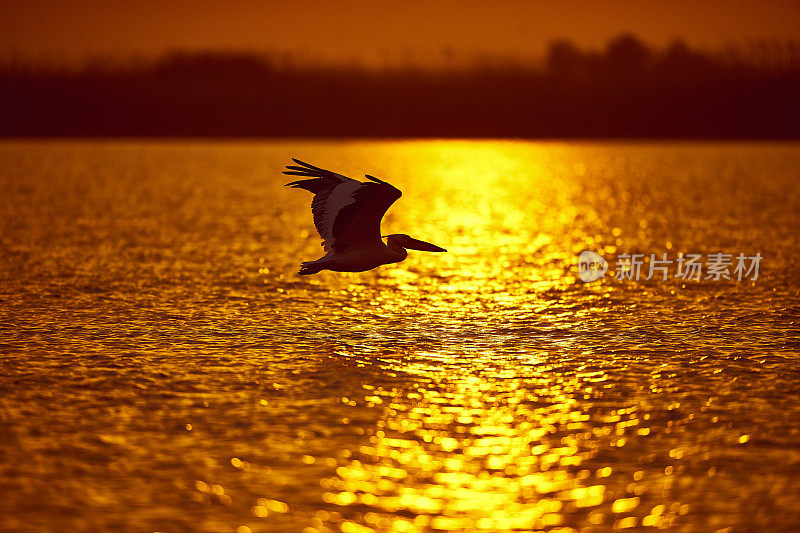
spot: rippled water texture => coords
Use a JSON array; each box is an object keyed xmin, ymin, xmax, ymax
[{"xmin": 1, "ymin": 140, "xmax": 799, "ymax": 532}]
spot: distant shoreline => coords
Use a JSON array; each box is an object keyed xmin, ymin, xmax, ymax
[{"xmin": 3, "ymin": 35, "xmax": 798, "ymax": 138}]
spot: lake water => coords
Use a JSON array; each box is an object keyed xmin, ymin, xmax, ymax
[{"xmin": 1, "ymin": 140, "xmax": 799, "ymax": 532}]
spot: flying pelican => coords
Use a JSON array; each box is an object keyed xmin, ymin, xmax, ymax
[{"xmin": 284, "ymin": 158, "xmax": 446, "ymax": 275}]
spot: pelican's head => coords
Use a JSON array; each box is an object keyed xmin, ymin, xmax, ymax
[{"xmin": 385, "ymin": 234, "xmax": 447, "ymax": 252}]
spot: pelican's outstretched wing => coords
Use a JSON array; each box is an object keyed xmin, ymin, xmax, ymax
[{"xmin": 284, "ymin": 159, "xmax": 401, "ymax": 252}]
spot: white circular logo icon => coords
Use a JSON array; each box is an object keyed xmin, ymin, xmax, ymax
[{"xmin": 578, "ymin": 250, "xmax": 608, "ymax": 282}]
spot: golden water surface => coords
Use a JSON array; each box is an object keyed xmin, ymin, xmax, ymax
[{"xmin": 1, "ymin": 140, "xmax": 799, "ymax": 532}]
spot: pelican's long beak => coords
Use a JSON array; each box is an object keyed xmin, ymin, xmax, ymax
[{"xmin": 404, "ymin": 237, "xmax": 447, "ymax": 252}]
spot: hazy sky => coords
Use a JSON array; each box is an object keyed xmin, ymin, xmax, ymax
[{"xmin": 2, "ymin": 0, "xmax": 799, "ymax": 66}]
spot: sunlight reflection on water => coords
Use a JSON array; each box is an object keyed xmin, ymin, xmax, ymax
[{"xmin": 0, "ymin": 140, "xmax": 799, "ymax": 532}]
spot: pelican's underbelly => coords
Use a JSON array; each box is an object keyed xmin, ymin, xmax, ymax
[{"xmin": 326, "ymin": 247, "xmax": 401, "ymax": 272}]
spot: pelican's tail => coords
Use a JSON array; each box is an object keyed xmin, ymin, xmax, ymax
[{"xmin": 298, "ymin": 261, "xmax": 326, "ymax": 275}]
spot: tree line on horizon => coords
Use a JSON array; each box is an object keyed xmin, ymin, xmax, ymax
[{"xmin": 1, "ymin": 34, "xmax": 799, "ymax": 138}]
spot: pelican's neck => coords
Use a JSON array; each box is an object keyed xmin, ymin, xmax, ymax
[{"xmin": 386, "ymin": 239, "xmax": 408, "ymax": 260}]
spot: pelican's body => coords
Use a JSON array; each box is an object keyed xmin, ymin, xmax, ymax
[
  {"xmin": 305, "ymin": 243, "xmax": 404, "ymax": 273},
  {"xmin": 284, "ymin": 159, "xmax": 445, "ymax": 274}
]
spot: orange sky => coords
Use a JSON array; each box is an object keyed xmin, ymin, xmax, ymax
[{"xmin": 2, "ymin": 0, "xmax": 799, "ymax": 67}]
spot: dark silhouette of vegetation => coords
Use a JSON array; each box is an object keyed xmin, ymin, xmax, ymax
[{"xmin": 1, "ymin": 34, "xmax": 799, "ymax": 138}]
